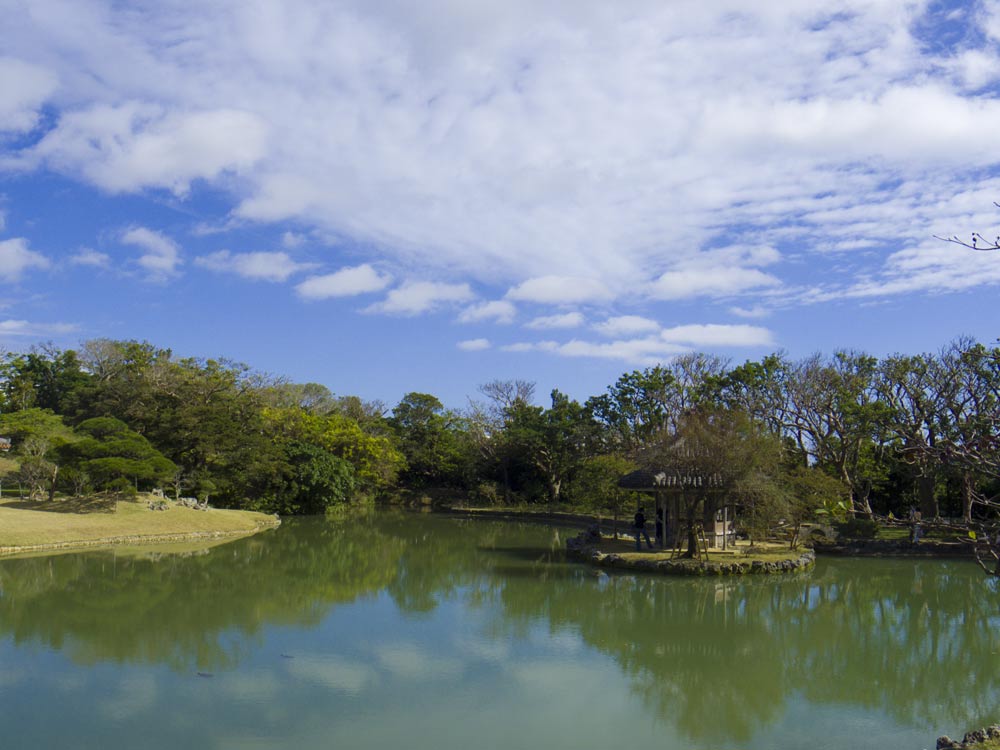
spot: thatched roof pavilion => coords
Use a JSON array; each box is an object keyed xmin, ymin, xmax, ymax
[{"xmin": 618, "ymin": 468, "xmax": 733, "ymax": 551}]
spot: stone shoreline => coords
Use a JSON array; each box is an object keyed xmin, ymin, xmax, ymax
[
  {"xmin": 937, "ymin": 725, "xmax": 1000, "ymax": 748},
  {"xmin": 0, "ymin": 517, "xmax": 281, "ymax": 558},
  {"xmin": 567, "ymin": 545, "xmax": 816, "ymax": 576},
  {"xmin": 815, "ymin": 539, "xmax": 972, "ymax": 558}
]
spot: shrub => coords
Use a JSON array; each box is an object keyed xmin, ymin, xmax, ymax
[{"xmin": 835, "ymin": 517, "xmax": 880, "ymax": 539}]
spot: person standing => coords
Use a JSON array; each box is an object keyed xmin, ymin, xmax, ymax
[{"xmin": 633, "ymin": 507, "xmax": 653, "ymax": 551}]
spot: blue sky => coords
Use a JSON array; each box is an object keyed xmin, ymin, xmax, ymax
[{"xmin": 2, "ymin": 0, "xmax": 1000, "ymax": 409}]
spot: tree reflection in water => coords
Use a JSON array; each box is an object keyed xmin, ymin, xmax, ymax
[{"xmin": 0, "ymin": 514, "xmax": 997, "ymax": 745}]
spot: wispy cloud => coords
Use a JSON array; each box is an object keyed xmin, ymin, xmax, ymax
[
  {"xmin": 27, "ymin": 106, "xmax": 268, "ymax": 196},
  {"xmin": 458, "ymin": 300, "xmax": 517, "ymax": 324},
  {"xmin": 366, "ymin": 281, "xmax": 474, "ymax": 316},
  {"xmin": 69, "ymin": 248, "xmax": 111, "ymax": 269},
  {"xmin": 593, "ymin": 315, "xmax": 660, "ymax": 337},
  {"xmin": 296, "ymin": 264, "xmax": 392, "ymax": 300},
  {"xmin": 507, "ymin": 276, "xmax": 613, "ymax": 305},
  {"xmin": 121, "ymin": 227, "xmax": 181, "ymax": 282},
  {"xmin": 3, "ymin": 2, "xmax": 1000, "ymax": 326},
  {"xmin": 0, "ymin": 319, "xmax": 78, "ymax": 337},
  {"xmin": 457, "ymin": 338, "xmax": 491, "ymax": 351},
  {"xmin": 195, "ymin": 250, "xmax": 315, "ymax": 282},
  {"xmin": 0, "ymin": 238, "xmax": 50, "ymax": 281},
  {"xmin": 526, "ymin": 312, "xmax": 584, "ymax": 329},
  {"xmin": 659, "ymin": 324, "xmax": 774, "ymax": 347},
  {"xmin": 0, "ymin": 57, "xmax": 56, "ymax": 133}
]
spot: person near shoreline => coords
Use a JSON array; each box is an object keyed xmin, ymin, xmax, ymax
[
  {"xmin": 633, "ymin": 507, "xmax": 653, "ymax": 551},
  {"xmin": 909, "ymin": 506, "xmax": 922, "ymax": 543}
]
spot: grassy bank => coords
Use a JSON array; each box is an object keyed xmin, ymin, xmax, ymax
[
  {"xmin": 0, "ymin": 495, "xmax": 279, "ymax": 556},
  {"xmin": 592, "ymin": 536, "xmax": 803, "ymax": 564}
]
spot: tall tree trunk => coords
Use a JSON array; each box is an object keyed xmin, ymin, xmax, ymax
[
  {"xmin": 962, "ymin": 472, "xmax": 974, "ymax": 524},
  {"xmin": 500, "ymin": 457, "xmax": 511, "ymax": 504},
  {"xmin": 918, "ymin": 474, "xmax": 938, "ymax": 519}
]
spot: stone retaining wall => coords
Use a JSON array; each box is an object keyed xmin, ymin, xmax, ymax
[
  {"xmin": 937, "ymin": 725, "xmax": 1000, "ymax": 748},
  {"xmin": 568, "ymin": 545, "xmax": 816, "ymax": 576},
  {"xmin": 816, "ymin": 539, "xmax": 972, "ymax": 558},
  {"xmin": 0, "ymin": 518, "xmax": 281, "ymax": 558}
]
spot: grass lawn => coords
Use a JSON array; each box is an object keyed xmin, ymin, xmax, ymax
[
  {"xmin": 0, "ymin": 494, "xmax": 278, "ymax": 554},
  {"xmin": 596, "ymin": 536, "xmax": 804, "ymax": 564}
]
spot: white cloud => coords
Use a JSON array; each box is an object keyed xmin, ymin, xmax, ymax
[
  {"xmin": 0, "ymin": 319, "xmax": 78, "ymax": 337},
  {"xmin": 949, "ymin": 49, "xmax": 1000, "ymax": 91},
  {"xmin": 728, "ymin": 305, "xmax": 772, "ymax": 319},
  {"xmin": 295, "ymin": 264, "xmax": 392, "ymax": 299},
  {"xmin": 506, "ymin": 276, "xmax": 613, "ymax": 305},
  {"xmin": 69, "ymin": 248, "xmax": 111, "ymax": 268},
  {"xmin": 281, "ymin": 231, "xmax": 306, "ymax": 249},
  {"xmin": 0, "ymin": 57, "xmax": 56, "ymax": 133},
  {"xmin": 660, "ymin": 324, "xmax": 775, "ymax": 347},
  {"xmin": 28, "ymin": 105, "xmax": 268, "ymax": 195},
  {"xmin": 4, "ymin": 2, "xmax": 1000, "ymax": 311},
  {"xmin": 366, "ymin": 281, "xmax": 474, "ymax": 315},
  {"xmin": 0, "ymin": 238, "xmax": 50, "ymax": 281},
  {"xmin": 195, "ymin": 250, "xmax": 315, "ymax": 282},
  {"xmin": 458, "ymin": 300, "xmax": 517, "ymax": 324},
  {"xmin": 649, "ymin": 245, "xmax": 783, "ymax": 300},
  {"xmin": 501, "ymin": 336, "xmax": 687, "ymax": 365},
  {"xmin": 457, "ymin": 338, "xmax": 491, "ymax": 351},
  {"xmin": 815, "ymin": 239, "xmax": 1000, "ymax": 301},
  {"xmin": 593, "ymin": 315, "xmax": 660, "ymax": 337},
  {"xmin": 121, "ymin": 227, "xmax": 181, "ymax": 281},
  {"xmin": 501, "ymin": 323, "xmax": 772, "ymax": 363},
  {"xmin": 526, "ymin": 312, "xmax": 584, "ymax": 329}
]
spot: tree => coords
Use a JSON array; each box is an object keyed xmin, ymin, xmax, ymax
[
  {"xmin": 641, "ymin": 408, "xmax": 786, "ymax": 556},
  {"xmin": 274, "ymin": 440, "xmax": 356, "ymax": 514},
  {"xmin": 783, "ymin": 351, "xmax": 892, "ymax": 515},
  {"xmin": 505, "ymin": 390, "xmax": 600, "ymax": 503},
  {"xmin": 61, "ymin": 417, "xmax": 176, "ymax": 492},
  {"xmin": 570, "ymin": 453, "xmax": 636, "ymax": 536},
  {"xmin": 876, "ymin": 352, "xmax": 946, "ymax": 518},
  {"xmin": 587, "ymin": 366, "xmax": 675, "ymax": 451},
  {"xmin": 390, "ymin": 393, "xmax": 467, "ymax": 488},
  {"xmin": 0, "ymin": 344, "xmax": 91, "ymax": 414},
  {"xmin": 0, "ymin": 408, "xmax": 76, "ymax": 500},
  {"xmin": 262, "ymin": 407, "xmax": 404, "ymax": 499},
  {"xmin": 467, "ymin": 379, "xmax": 537, "ymax": 502}
]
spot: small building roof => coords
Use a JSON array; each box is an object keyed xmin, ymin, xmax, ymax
[{"xmin": 618, "ymin": 469, "xmax": 725, "ymax": 491}]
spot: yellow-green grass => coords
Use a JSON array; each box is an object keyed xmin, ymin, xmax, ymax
[
  {"xmin": 597, "ymin": 536, "xmax": 805, "ymax": 564},
  {"xmin": 0, "ymin": 495, "xmax": 278, "ymax": 555}
]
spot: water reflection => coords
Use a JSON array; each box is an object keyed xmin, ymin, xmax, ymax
[
  {"xmin": 0, "ymin": 519, "xmax": 405, "ymax": 669},
  {"xmin": 0, "ymin": 513, "xmax": 996, "ymax": 746}
]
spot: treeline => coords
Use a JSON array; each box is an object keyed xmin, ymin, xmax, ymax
[{"xmin": 0, "ymin": 337, "xmax": 996, "ymax": 523}]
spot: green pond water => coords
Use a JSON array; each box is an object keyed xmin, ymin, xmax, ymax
[{"xmin": 0, "ymin": 512, "xmax": 997, "ymax": 750}]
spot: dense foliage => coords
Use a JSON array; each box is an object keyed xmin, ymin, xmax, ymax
[{"xmin": 0, "ymin": 337, "xmax": 996, "ymax": 531}]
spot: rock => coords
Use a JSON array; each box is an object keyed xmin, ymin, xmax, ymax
[{"xmin": 963, "ymin": 729, "xmax": 988, "ymax": 745}]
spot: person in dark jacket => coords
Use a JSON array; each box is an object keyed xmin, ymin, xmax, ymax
[{"xmin": 633, "ymin": 507, "xmax": 653, "ymax": 551}]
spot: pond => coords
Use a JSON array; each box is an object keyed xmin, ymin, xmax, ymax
[{"xmin": 0, "ymin": 512, "xmax": 996, "ymax": 749}]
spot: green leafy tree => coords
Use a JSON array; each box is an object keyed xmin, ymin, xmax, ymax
[
  {"xmin": 0, "ymin": 345, "xmax": 91, "ymax": 414},
  {"xmin": 0, "ymin": 408, "xmax": 76, "ymax": 500},
  {"xmin": 642, "ymin": 408, "xmax": 786, "ymax": 556},
  {"xmin": 505, "ymin": 390, "xmax": 601, "ymax": 503},
  {"xmin": 390, "ymin": 392, "xmax": 467, "ymax": 487},
  {"xmin": 61, "ymin": 417, "xmax": 176, "ymax": 492},
  {"xmin": 274, "ymin": 440, "xmax": 357, "ymax": 514}
]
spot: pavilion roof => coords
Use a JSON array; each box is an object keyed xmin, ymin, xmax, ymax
[{"xmin": 617, "ymin": 468, "xmax": 725, "ymax": 491}]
